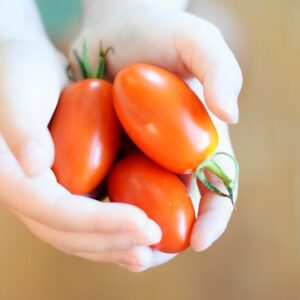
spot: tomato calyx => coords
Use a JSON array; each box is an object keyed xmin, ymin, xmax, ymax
[
  {"xmin": 195, "ymin": 152, "xmax": 239, "ymax": 208},
  {"xmin": 68, "ymin": 40, "xmax": 114, "ymax": 81}
]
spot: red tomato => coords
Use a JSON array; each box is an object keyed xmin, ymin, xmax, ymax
[
  {"xmin": 107, "ymin": 153, "xmax": 196, "ymax": 253},
  {"xmin": 113, "ymin": 63, "xmax": 218, "ymax": 174},
  {"xmin": 50, "ymin": 79, "xmax": 121, "ymax": 194}
]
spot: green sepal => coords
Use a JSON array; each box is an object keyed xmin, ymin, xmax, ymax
[
  {"xmin": 72, "ymin": 40, "xmax": 114, "ymax": 80},
  {"xmin": 195, "ymin": 152, "xmax": 239, "ymax": 208}
]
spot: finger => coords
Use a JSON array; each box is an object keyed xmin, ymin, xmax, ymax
[
  {"xmin": 15, "ymin": 212, "xmax": 160, "ymax": 253},
  {"xmin": 72, "ymin": 246, "xmax": 154, "ymax": 272},
  {"xmin": 188, "ymin": 105, "xmax": 237, "ymax": 251},
  {"xmin": 13, "ymin": 184, "xmax": 162, "ymax": 236},
  {"xmin": 0, "ymin": 41, "xmax": 62, "ymax": 176},
  {"xmin": 152, "ymin": 250, "xmax": 177, "ymax": 267},
  {"xmin": 190, "ymin": 163, "xmax": 238, "ymax": 252},
  {"xmin": 0, "ymin": 135, "xmax": 56, "ymax": 189},
  {"xmin": 0, "ymin": 134, "xmax": 24, "ymax": 178},
  {"xmin": 174, "ymin": 14, "xmax": 243, "ymax": 123},
  {"xmin": 122, "ymin": 249, "xmax": 178, "ymax": 272},
  {"xmin": 0, "ymin": 143, "xmax": 162, "ymax": 238}
]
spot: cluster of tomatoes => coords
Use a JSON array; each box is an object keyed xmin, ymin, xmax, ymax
[{"xmin": 50, "ymin": 44, "xmax": 236, "ymax": 253}]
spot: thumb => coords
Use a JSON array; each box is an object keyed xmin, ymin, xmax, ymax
[
  {"xmin": 0, "ymin": 41, "xmax": 63, "ymax": 176},
  {"xmin": 174, "ymin": 14, "xmax": 243, "ymax": 123}
]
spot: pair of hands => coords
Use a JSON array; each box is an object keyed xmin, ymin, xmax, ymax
[{"xmin": 0, "ymin": 2, "xmax": 242, "ymax": 272}]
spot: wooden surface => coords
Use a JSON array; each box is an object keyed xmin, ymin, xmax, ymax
[{"xmin": 0, "ymin": 0, "xmax": 300, "ymax": 299}]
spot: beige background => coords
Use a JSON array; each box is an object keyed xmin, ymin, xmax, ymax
[{"xmin": 1, "ymin": 0, "xmax": 300, "ymax": 299}]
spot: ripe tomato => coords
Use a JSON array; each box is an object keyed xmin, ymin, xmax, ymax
[
  {"xmin": 50, "ymin": 79, "xmax": 121, "ymax": 194},
  {"xmin": 107, "ymin": 153, "xmax": 196, "ymax": 253},
  {"xmin": 113, "ymin": 63, "xmax": 218, "ymax": 174}
]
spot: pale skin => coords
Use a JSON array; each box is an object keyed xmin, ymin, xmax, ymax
[{"xmin": 0, "ymin": 0, "xmax": 242, "ymax": 272}]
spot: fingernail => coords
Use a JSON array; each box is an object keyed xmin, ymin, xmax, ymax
[
  {"xmin": 19, "ymin": 140, "xmax": 50, "ymax": 176},
  {"xmin": 145, "ymin": 220, "xmax": 162, "ymax": 244}
]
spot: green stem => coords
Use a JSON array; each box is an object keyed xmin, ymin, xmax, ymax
[
  {"xmin": 73, "ymin": 41, "xmax": 114, "ymax": 80},
  {"xmin": 195, "ymin": 152, "xmax": 239, "ymax": 208},
  {"xmin": 95, "ymin": 46, "xmax": 114, "ymax": 79},
  {"xmin": 73, "ymin": 49, "xmax": 88, "ymax": 79},
  {"xmin": 82, "ymin": 40, "xmax": 94, "ymax": 78},
  {"xmin": 204, "ymin": 160, "xmax": 232, "ymax": 186}
]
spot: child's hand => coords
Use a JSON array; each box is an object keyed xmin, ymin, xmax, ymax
[
  {"xmin": 69, "ymin": 1, "xmax": 242, "ymax": 271},
  {"xmin": 0, "ymin": 40, "xmax": 65, "ymax": 176},
  {"xmin": 0, "ymin": 40, "xmax": 162, "ymax": 270},
  {"xmin": 0, "ymin": 136, "xmax": 162, "ymax": 269},
  {"xmin": 71, "ymin": 1, "xmax": 242, "ymax": 124}
]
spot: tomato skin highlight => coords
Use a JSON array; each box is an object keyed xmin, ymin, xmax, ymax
[
  {"xmin": 50, "ymin": 79, "xmax": 121, "ymax": 195},
  {"xmin": 113, "ymin": 63, "xmax": 218, "ymax": 174},
  {"xmin": 107, "ymin": 153, "xmax": 196, "ymax": 253}
]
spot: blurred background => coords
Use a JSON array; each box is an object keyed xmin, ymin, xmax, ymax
[{"xmin": 0, "ymin": 0, "xmax": 300, "ymax": 299}]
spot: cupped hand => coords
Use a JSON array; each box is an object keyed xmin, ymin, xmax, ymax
[
  {"xmin": 71, "ymin": 2, "xmax": 242, "ymax": 124},
  {"xmin": 0, "ymin": 135, "xmax": 162, "ymax": 269},
  {"xmin": 0, "ymin": 40, "xmax": 162, "ymax": 270},
  {"xmin": 0, "ymin": 40, "xmax": 66, "ymax": 176},
  {"xmin": 69, "ymin": 2, "xmax": 242, "ymax": 271}
]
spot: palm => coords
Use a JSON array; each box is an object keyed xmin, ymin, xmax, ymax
[{"xmin": 71, "ymin": 7, "xmax": 190, "ymax": 79}]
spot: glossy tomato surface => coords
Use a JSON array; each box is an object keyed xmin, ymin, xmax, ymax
[
  {"xmin": 113, "ymin": 63, "xmax": 218, "ymax": 174},
  {"xmin": 50, "ymin": 79, "xmax": 121, "ymax": 194},
  {"xmin": 107, "ymin": 153, "xmax": 196, "ymax": 253}
]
